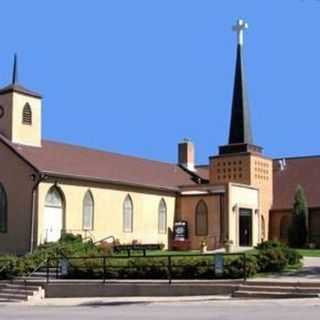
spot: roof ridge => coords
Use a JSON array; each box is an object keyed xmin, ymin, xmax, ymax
[
  {"xmin": 273, "ymin": 155, "xmax": 320, "ymax": 161},
  {"xmin": 41, "ymin": 139, "xmax": 179, "ymax": 167}
]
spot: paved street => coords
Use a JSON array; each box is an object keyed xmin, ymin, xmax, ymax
[{"xmin": 1, "ymin": 299, "xmax": 320, "ymax": 320}]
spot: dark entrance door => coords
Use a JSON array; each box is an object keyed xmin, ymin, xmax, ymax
[{"xmin": 239, "ymin": 208, "xmax": 252, "ymax": 247}]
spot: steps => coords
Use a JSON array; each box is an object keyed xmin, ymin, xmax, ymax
[
  {"xmin": 0, "ymin": 283, "xmax": 45, "ymax": 302},
  {"xmin": 233, "ymin": 282, "xmax": 320, "ymax": 299}
]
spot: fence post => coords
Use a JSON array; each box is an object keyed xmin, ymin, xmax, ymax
[
  {"xmin": 103, "ymin": 257, "xmax": 106, "ymax": 284},
  {"xmin": 56, "ymin": 258, "xmax": 59, "ymax": 279},
  {"xmin": 168, "ymin": 256, "xmax": 172, "ymax": 285},
  {"xmin": 243, "ymin": 253, "xmax": 247, "ymax": 282},
  {"xmin": 46, "ymin": 258, "xmax": 50, "ymax": 283}
]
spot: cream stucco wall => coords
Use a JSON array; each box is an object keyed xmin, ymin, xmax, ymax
[
  {"xmin": 228, "ymin": 183, "xmax": 259, "ymax": 247},
  {"xmin": 37, "ymin": 181, "xmax": 176, "ymax": 248},
  {"xmin": 0, "ymin": 92, "xmax": 42, "ymax": 147},
  {"xmin": 11, "ymin": 93, "xmax": 42, "ymax": 147}
]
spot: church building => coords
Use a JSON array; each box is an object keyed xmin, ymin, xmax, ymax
[{"xmin": 0, "ymin": 20, "xmax": 318, "ymax": 255}]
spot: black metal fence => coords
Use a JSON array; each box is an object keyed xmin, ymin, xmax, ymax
[
  {"xmin": 0, "ymin": 259, "xmax": 13, "ymax": 278},
  {"xmin": 46, "ymin": 252, "xmax": 248, "ymax": 284}
]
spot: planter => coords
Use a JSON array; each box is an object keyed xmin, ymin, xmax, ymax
[
  {"xmin": 308, "ymin": 243, "xmax": 316, "ymax": 249},
  {"xmin": 224, "ymin": 240, "xmax": 233, "ymax": 253},
  {"xmin": 200, "ymin": 245, "xmax": 208, "ymax": 254}
]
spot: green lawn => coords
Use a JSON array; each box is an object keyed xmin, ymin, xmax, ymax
[
  {"xmin": 296, "ymin": 249, "xmax": 320, "ymax": 257},
  {"xmin": 114, "ymin": 247, "xmax": 320, "ymax": 258},
  {"xmin": 113, "ymin": 250, "xmax": 201, "ymax": 257}
]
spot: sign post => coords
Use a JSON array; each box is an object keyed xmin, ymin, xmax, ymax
[{"xmin": 214, "ymin": 254, "xmax": 224, "ymax": 277}]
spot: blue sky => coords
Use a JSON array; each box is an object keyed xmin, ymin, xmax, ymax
[{"xmin": 2, "ymin": 0, "xmax": 320, "ymax": 164}]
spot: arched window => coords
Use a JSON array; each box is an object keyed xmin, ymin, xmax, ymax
[
  {"xmin": 22, "ymin": 103, "xmax": 32, "ymax": 125},
  {"xmin": 83, "ymin": 190, "xmax": 94, "ymax": 230},
  {"xmin": 123, "ymin": 195, "xmax": 133, "ymax": 233},
  {"xmin": 45, "ymin": 187, "xmax": 64, "ymax": 208},
  {"xmin": 158, "ymin": 199, "xmax": 167, "ymax": 234},
  {"xmin": 280, "ymin": 215, "xmax": 289, "ymax": 242},
  {"xmin": 195, "ymin": 200, "xmax": 208, "ymax": 236},
  {"xmin": 0, "ymin": 183, "xmax": 8, "ymax": 233}
]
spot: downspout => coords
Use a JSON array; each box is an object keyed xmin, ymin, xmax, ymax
[
  {"xmin": 219, "ymin": 193, "xmax": 225, "ymax": 246},
  {"xmin": 30, "ymin": 173, "xmax": 47, "ymax": 253}
]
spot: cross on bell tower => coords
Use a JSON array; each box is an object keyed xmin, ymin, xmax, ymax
[{"xmin": 232, "ymin": 19, "xmax": 248, "ymax": 46}]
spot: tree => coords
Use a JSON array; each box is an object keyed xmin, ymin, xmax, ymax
[{"xmin": 288, "ymin": 185, "xmax": 308, "ymax": 248}]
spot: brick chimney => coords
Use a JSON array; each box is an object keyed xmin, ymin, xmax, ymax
[{"xmin": 178, "ymin": 139, "xmax": 195, "ymax": 171}]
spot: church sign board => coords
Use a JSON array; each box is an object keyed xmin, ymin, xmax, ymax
[{"xmin": 173, "ymin": 221, "xmax": 188, "ymax": 241}]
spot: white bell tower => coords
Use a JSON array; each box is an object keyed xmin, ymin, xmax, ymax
[{"xmin": 0, "ymin": 54, "xmax": 42, "ymax": 147}]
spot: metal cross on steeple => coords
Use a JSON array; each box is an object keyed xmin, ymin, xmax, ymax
[
  {"xmin": 228, "ymin": 18, "xmax": 252, "ymax": 146},
  {"xmin": 232, "ymin": 19, "xmax": 248, "ymax": 46}
]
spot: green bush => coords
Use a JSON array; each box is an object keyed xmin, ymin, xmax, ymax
[
  {"xmin": 0, "ymin": 235, "xmax": 105, "ymax": 280},
  {"xmin": 0, "ymin": 256, "xmax": 19, "ymax": 279},
  {"xmin": 282, "ymin": 247, "xmax": 302, "ymax": 265},
  {"xmin": 255, "ymin": 240, "xmax": 285, "ymax": 251},
  {"xmin": 256, "ymin": 241, "xmax": 302, "ymax": 269},
  {"xmin": 65, "ymin": 254, "xmax": 256, "ymax": 280},
  {"xmin": 257, "ymin": 248, "xmax": 288, "ymax": 272},
  {"xmin": 226, "ymin": 255, "xmax": 258, "ymax": 278},
  {"xmin": 59, "ymin": 233, "xmax": 82, "ymax": 243},
  {"xmin": 1, "ymin": 238, "xmax": 303, "ymax": 281}
]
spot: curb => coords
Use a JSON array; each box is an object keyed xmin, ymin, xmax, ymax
[{"xmin": 2, "ymin": 295, "xmax": 231, "ymax": 307}]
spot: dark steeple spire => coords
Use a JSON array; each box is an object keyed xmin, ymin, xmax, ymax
[
  {"xmin": 12, "ymin": 53, "xmax": 18, "ymax": 84},
  {"xmin": 228, "ymin": 43, "xmax": 252, "ymax": 144},
  {"xmin": 219, "ymin": 19, "xmax": 262, "ymax": 155},
  {"xmin": 0, "ymin": 53, "xmax": 42, "ymax": 99}
]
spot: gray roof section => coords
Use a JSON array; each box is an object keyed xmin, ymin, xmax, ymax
[{"xmin": 0, "ymin": 84, "xmax": 42, "ymax": 99}]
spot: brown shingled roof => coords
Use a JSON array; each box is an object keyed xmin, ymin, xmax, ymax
[
  {"xmin": 11, "ymin": 139, "xmax": 206, "ymax": 191},
  {"xmin": 272, "ymin": 156, "xmax": 320, "ymax": 210}
]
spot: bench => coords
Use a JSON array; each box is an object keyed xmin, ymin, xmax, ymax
[{"xmin": 113, "ymin": 244, "xmax": 162, "ymax": 256}]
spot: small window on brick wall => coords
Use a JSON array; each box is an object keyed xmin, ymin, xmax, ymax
[{"xmin": 22, "ymin": 103, "xmax": 32, "ymax": 125}]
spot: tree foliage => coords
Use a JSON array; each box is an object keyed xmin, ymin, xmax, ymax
[{"xmin": 288, "ymin": 185, "xmax": 308, "ymax": 248}]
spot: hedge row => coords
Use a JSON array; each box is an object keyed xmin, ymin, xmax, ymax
[
  {"xmin": 62, "ymin": 255, "xmax": 257, "ymax": 280},
  {"xmin": 63, "ymin": 241, "xmax": 302, "ymax": 280},
  {"xmin": 0, "ymin": 234, "xmax": 104, "ymax": 279},
  {"xmin": 0, "ymin": 239, "xmax": 302, "ymax": 280}
]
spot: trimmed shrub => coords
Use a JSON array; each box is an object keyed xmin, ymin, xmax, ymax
[
  {"xmin": 256, "ymin": 240, "xmax": 302, "ymax": 269},
  {"xmin": 255, "ymin": 240, "xmax": 285, "ymax": 251},
  {"xmin": 60, "ymin": 233, "xmax": 82, "ymax": 243},
  {"xmin": 65, "ymin": 254, "xmax": 257, "ymax": 280},
  {"xmin": 224, "ymin": 255, "xmax": 258, "ymax": 279},
  {"xmin": 257, "ymin": 248, "xmax": 288, "ymax": 272},
  {"xmin": 0, "ymin": 256, "xmax": 19, "ymax": 279},
  {"xmin": 282, "ymin": 247, "xmax": 302, "ymax": 265}
]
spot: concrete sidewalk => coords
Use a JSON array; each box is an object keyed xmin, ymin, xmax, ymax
[{"xmin": 1, "ymin": 295, "xmax": 231, "ymax": 307}]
